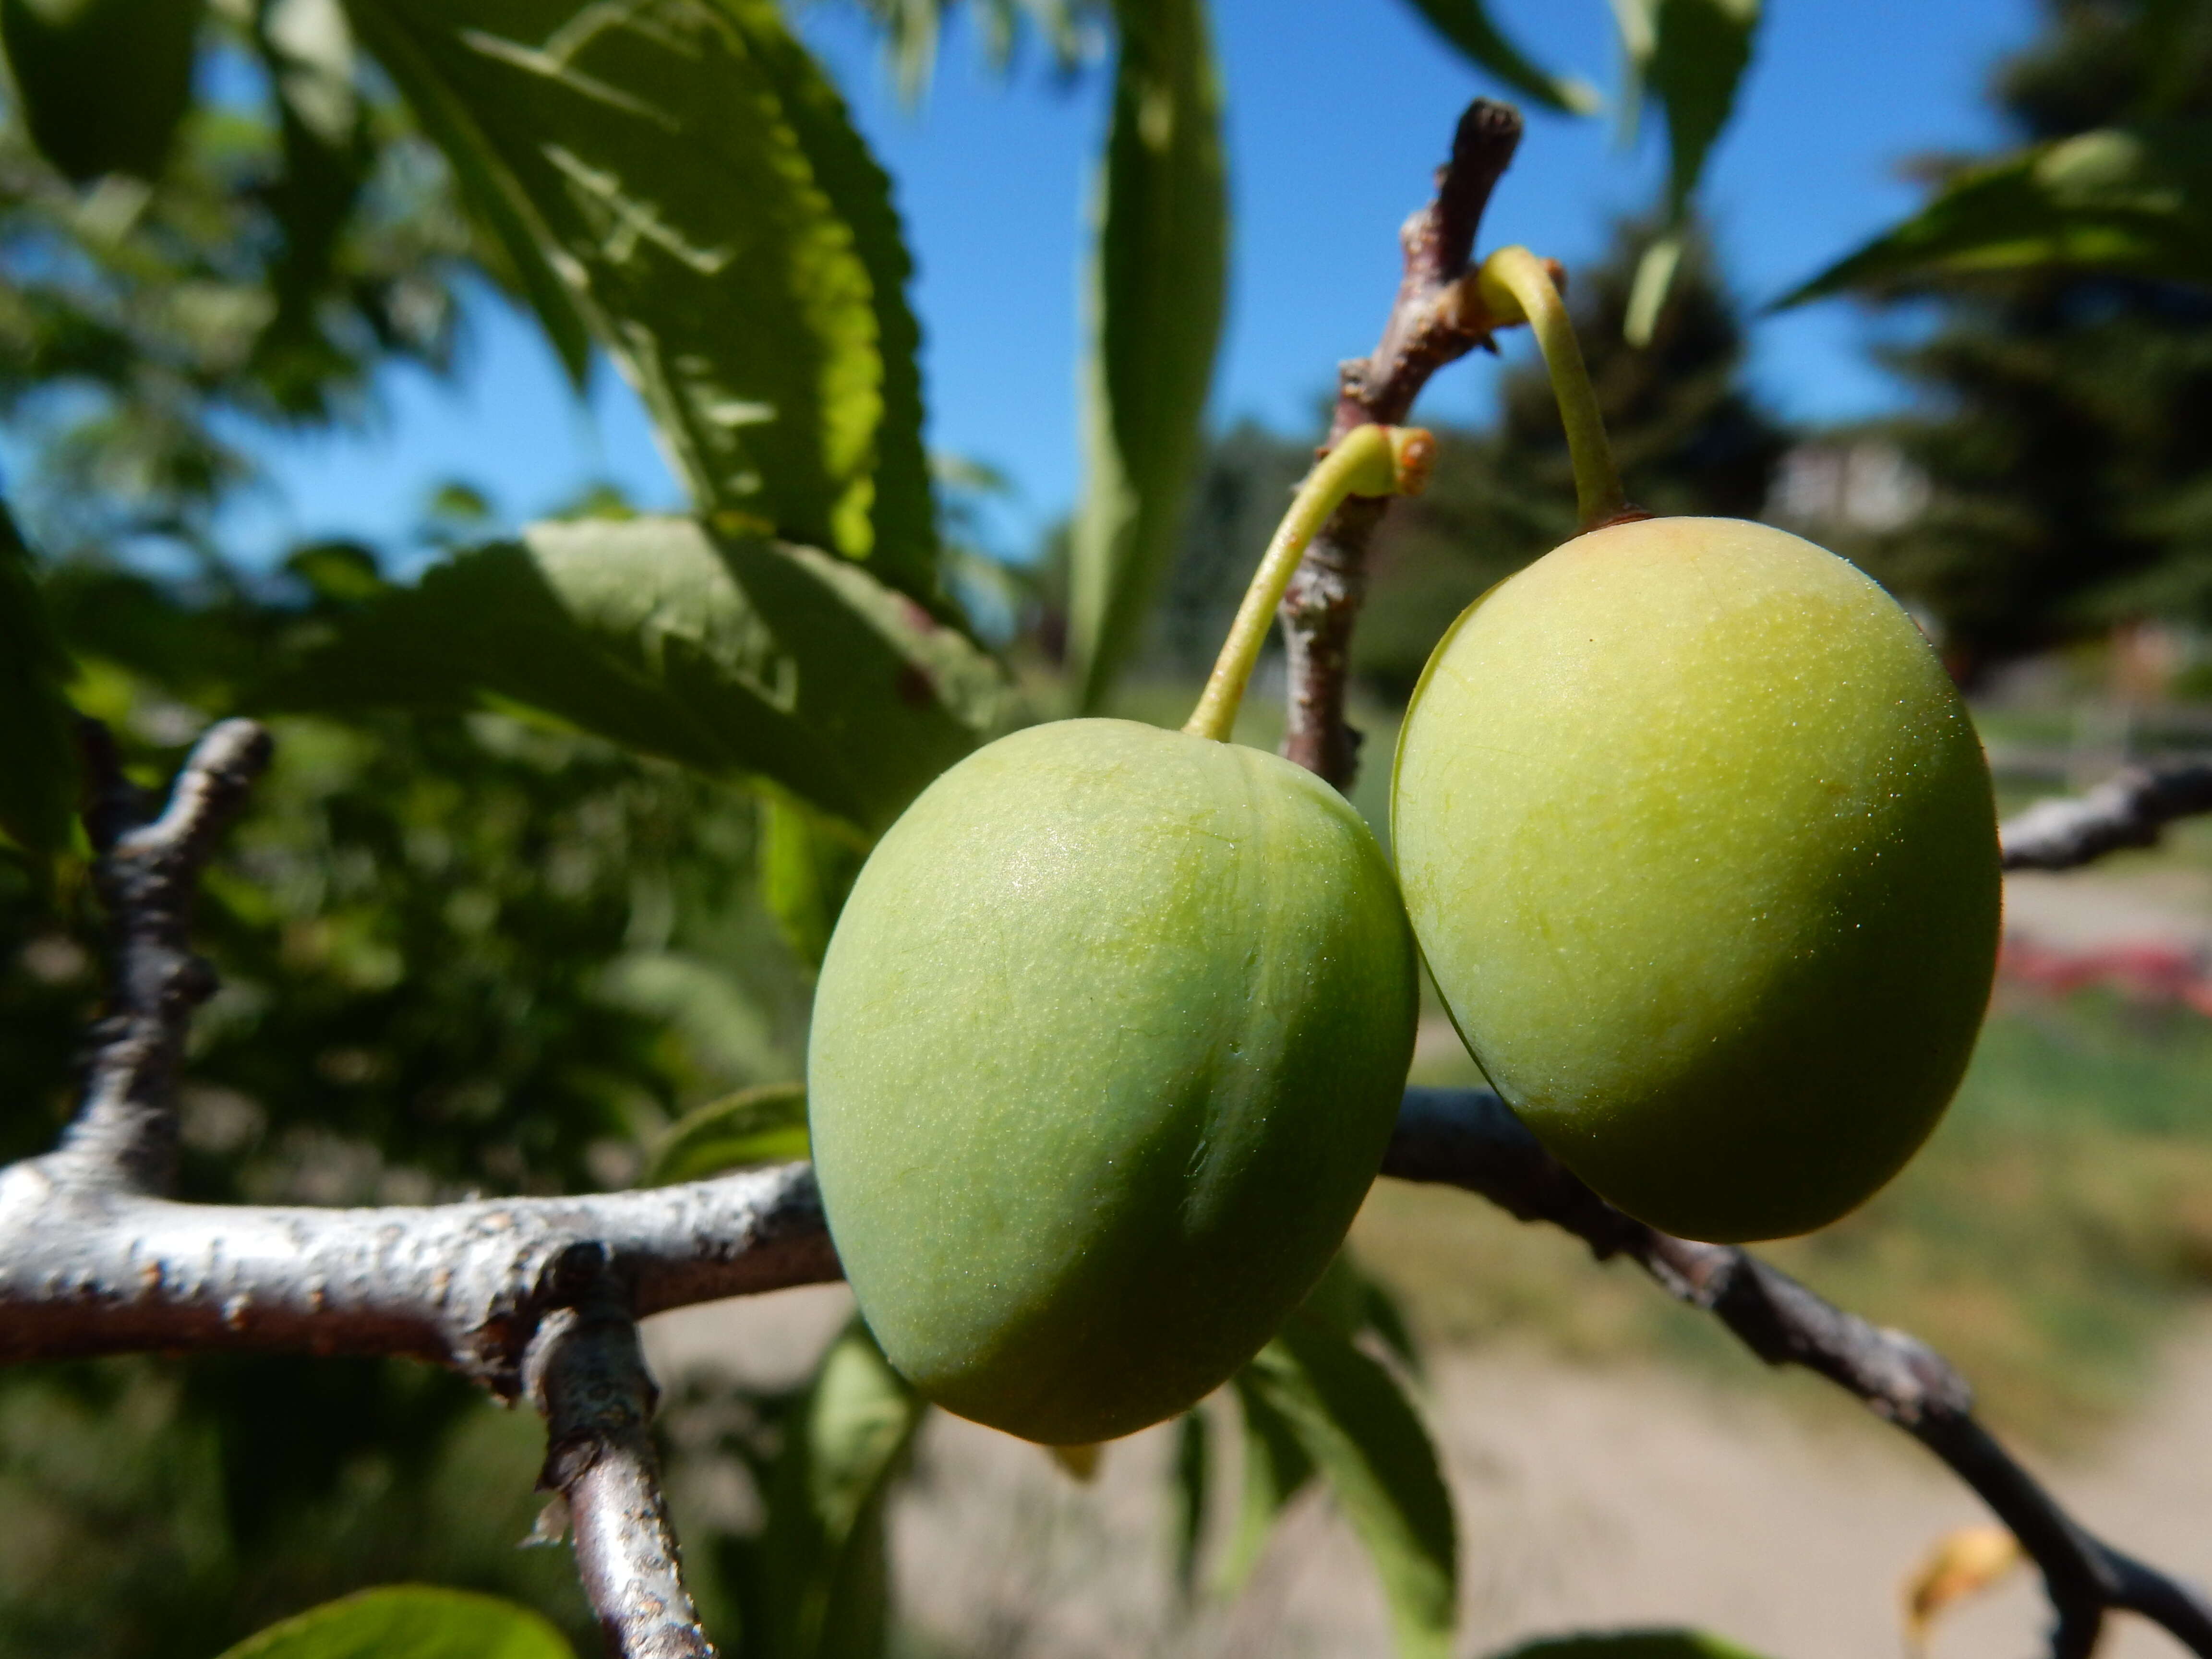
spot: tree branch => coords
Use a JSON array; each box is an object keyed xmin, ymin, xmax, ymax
[
  {"xmin": 2001, "ymin": 760, "xmax": 2212, "ymax": 871},
  {"xmin": 51, "ymin": 718, "xmax": 272, "ymax": 1193},
  {"xmin": 529, "ymin": 1252, "xmax": 715, "ymax": 1659},
  {"xmin": 0, "ymin": 1156, "xmax": 838, "ymax": 1394},
  {"xmin": 1384, "ymin": 1087, "xmax": 2212, "ymax": 1659},
  {"xmin": 1279, "ymin": 98, "xmax": 1529, "ymax": 788}
]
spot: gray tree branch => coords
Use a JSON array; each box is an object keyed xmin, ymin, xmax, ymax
[
  {"xmin": 50, "ymin": 718, "xmax": 271, "ymax": 1193},
  {"xmin": 0, "ymin": 1154, "xmax": 837, "ymax": 1393},
  {"xmin": 529, "ymin": 1253, "xmax": 716, "ymax": 1659},
  {"xmin": 2001, "ymin": 760, "xmax": 2212, "ymax": 871}
]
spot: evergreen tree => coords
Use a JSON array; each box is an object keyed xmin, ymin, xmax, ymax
[{"xmin": 1833, "ymin": 0, "xmax": 2212, "ymax": 677}]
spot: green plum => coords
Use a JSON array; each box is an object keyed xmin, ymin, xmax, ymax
[
  {"xmin": 807, "ymin": 717, "xmax": 1418, "ymax": 1445},
  {"xmin": 1391, "ymin": 516, "xmax": 2001, "ymax": 1243}
]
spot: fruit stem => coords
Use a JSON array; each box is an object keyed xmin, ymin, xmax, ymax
[
  {"xmin": 1477, "ymin": 246, "xmax": 1628, "ymax": 529},
  {"xmin": 1182, "ymin": 424, "xmax": 1434, "ymax": 744}
]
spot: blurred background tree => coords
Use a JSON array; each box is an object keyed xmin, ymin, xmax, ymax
[
  {"xmin": 1802, "ymin": 0, "xmax": 2212, "ymax": 681},
  {"xmin": 0, "ymin": 1, "xmax": 474, "ymax": 568}
]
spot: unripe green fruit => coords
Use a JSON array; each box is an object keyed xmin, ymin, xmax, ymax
[
  {"xmin": 808, "ymin": 718, "xmax": 1418, "ymax": 1445},
  {"xmin": 1391, "ymin": 517, "xmax": 2001, "ymax": 1243}
]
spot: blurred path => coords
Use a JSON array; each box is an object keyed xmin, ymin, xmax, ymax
[
  {"xmin": 2005, "ymin": 866, "xmax": 2212, "ymax": 957},
  {"xmin": 646, "ymin": 1291, "xmax": 2212, "ymax": 1659}
]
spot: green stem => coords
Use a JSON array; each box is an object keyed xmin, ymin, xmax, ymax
[
  {"xmin": 1183, "ymin": 424, "xmax": 1433, "ymax": 743},
  {"xmin": 1478, "ymin": 245, "xmax": 1627, "ymax": 530}
]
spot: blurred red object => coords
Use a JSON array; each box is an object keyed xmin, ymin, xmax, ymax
[{"xmin": 1999, "ymin": 937, "xmax": 2212, "ymax": 1016}]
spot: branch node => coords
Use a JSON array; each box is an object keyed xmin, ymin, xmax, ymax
[
  {"xmin": 51, "ymin": 718, "xmax": 274, "ymax": 1195},
  {"xmin": 1280, "ymin": 99, "xmax": 1524, "ymax": 789},
  {"xmin": 529, "ymin": 1256, "xmax": 714, "ymax": 1659}
]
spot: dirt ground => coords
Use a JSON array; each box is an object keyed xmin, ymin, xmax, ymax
[
  {"xmin": 2005, "ymin": 865, "xmax": 2212, "ymax": 955},
  {"xmin": 644, "ymin": 1282, "xmax": 2212, "ymax": 1659}
]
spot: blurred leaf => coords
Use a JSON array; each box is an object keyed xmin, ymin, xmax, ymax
[
  {"xmin": 2135, "ymin": 0, "xmax": 2212, "ymax": 120},
  {"xmin": 759, "ymin": 793, "xmax": 866, "ymax": 970},
  {"xmin": 646, "ymin": 1081, "xmax": 808, "ymax": 1183},
  {"xmin": 1046, "ymin": 1441, "xmax": 1102, "ymax": 1480},
  {"xmin": 1395, "ymin": 0, "xmax": 1598, "ymax": 115},
  {"xmin": 264, "ymin": 0, "xmax": 360, "ymax": 144},
  {"xmin": 1218, "ymin": 1368, "xmax": 1314, "ymax": 1597},
  {"xmin": 1902, "ymin": 1524, "xmax": 2023, "ymax": 1658},
  {"xmin": 1243, "ymin": 1311, "xmax": 1456, "ymax": 1659},
  {"xmin": 1620, "ymin": 0, "xmax": 1761, "ymax": 220},
  {"xmin": 1613, "ymin": 0, "xmax": 1760, "ymax": 343},
  {"xmin": 1068, "ymin": 0, "xmax": 1227, "ymax": 709},
  {"xmin": 830, "ymin": 0, "xmax": 1102, "ymax": 101},
  {"xmin": 599, "ymin": 950, "xmax": 792, "ymax": 1087},
  {"xmin": 216, "ymin": 1586, "xmax": 573, "ymax": 1659},
  {"xmin": 1779, "ymin": 122, "xmax": 2212, "ymax": 305},
  {"xmin": 270, "ymin": 516, "xmax": 1012, "ymax": 833},
  {"xmin": 0, "ymin": 0, "xmax": 206, "ymax": 181},
  {"xmin": 1488, "ymin": 1633, "xmax": 1775, "ymax": 1659},
  {"xmin": 1623, "ymin": 228, "xmax": 1685, "ymax": 350},
  {"xmin": 253, "ymin": 0, "xmax": 378, "ymax": 409},
  {"xmin": 0, "ymin": 500, "xmax": 77, "ymax": 866},
  {"xmin": 348, "ymin": 0, "xmax": 939, "ymax": 596},
  {"xmin": 753, "ymin": 1320, "xmax": 926, "ymax": 1658},
  {"xmin": 1170, "ymin": 1407, "xmax": 1209, "ymax": 1596}
]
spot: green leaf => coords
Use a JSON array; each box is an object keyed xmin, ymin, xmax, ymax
[
  {"xmin": 735, "ymin": 12, "xmax": 938, "ymax": 598},
  {"xmin": 1778, "ymin": 122, "xmax": 2212, "ymax": 305},
  {"xmin": 1299, "ymin": 1248, "xmax": 1421, "ymax": 1377},
  {"xmin": 1629, "ymin": 0, "xmax": 1761, "ymax": 221},
  {"xmin": 0, "ymin": 0, "xmax": 205, "ymax": 182},
  {"xmin": 1068, "ymin": 0, "xmax": 1228, "ymax": 710},
  {"xmin": 1612, "ymin": 0, "xmax": 1760, "ymax": 342},
  {"xmin": 1242, "ymin": 1311, "xmax": 1457, "ymax": 1659},
  {"xmin": 1170, "ymin": 1407, "xmax": 1210, "ymax": 1597},
  {"xmin": 347, "ymin": 0, "xmax": 940, "ymax": 596},
  {"xmin": 646, "ymin": 1081, "xmax": 809, "ymax": 1183},
  {"xmin": 215, "ymin": 1586, "xmax": 572, "ymax": 1659},
  {"xmin": 759, "ymin": 793, "xmax": 866, "ymax": 971},
  {"xmin": 756, "ymin": 1320, "xmax": 927, "ymax": 1658},
  {"xmin": 1395, "ymin": 0, "xmax": 1599, "ymax": 115},
  {"xmin": 0, "ymin": 500, "xmax": 77, "ymax": 866},
  {"xmin": 1487, "ymin": 1633, "xmax": 1776, "ymax": 1659},
  {"xmin": 270, "ymin": 516, "xmax": 1012, "ymax": 833},
  {"xmin": 1218, "ymin": 1369, "xmax": 1314, "ymax": 1596}
]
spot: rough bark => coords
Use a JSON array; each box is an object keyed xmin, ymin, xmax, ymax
[{"xmin": 1278, "ymin": 99, "xmax": 1532, "ymax": 788}]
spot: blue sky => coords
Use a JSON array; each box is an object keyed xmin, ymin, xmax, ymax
[{"xmin": 224, "ymin": 0, "xmax": 2042, "ymax": 565}]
